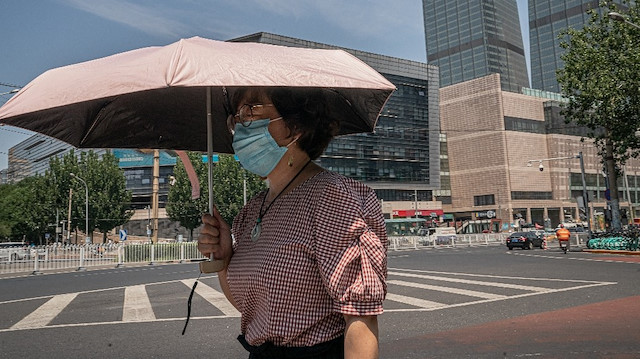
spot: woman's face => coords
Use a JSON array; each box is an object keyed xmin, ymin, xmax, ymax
[{"xmin": 233, "ymin": 90, "xmax": 293, "ymax": 146}]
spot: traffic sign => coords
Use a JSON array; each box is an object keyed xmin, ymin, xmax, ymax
[{"xmin": 119, "ymin": 229, "xmax": 128, "ymax": 241}]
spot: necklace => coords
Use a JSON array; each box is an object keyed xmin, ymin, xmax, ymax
[{"xmin": 251, "ymin": 160, "xmax": 311, "ymax": 241}]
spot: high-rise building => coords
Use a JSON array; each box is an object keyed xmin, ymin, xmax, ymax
[
  {"xmin": 423, "ymin": 0, "xmax": 529, "ymax": 92},
  {"xmin": 529, "ymin": 0, "xmax": 626, "ymax": 92}
]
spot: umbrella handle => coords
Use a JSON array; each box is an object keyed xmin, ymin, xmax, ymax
[
  {"xmin": 201, "ymin": 86, "xmax": 226, "ymax": 274},
  {"xmin": 199, "ymin": 259, "xmax": 226, "ymax": 273}
]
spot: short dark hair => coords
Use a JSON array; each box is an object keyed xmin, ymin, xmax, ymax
[{"xmin": 229, "ymin": 87, "xmax": 340, "ymax": 160}]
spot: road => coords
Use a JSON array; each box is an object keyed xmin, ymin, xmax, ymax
[{"xmin": 1, "ymin": 246, "xmax": 639, "ymax": 358}]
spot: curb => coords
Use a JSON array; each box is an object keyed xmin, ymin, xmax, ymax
[{"xmin": 582, "ymin": 249, "xmax": 640, "ymax": 255}]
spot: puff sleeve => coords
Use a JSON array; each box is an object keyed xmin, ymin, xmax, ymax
[{"xmin": 312, "ymin": 176, "xmax": 388, "ymax": 316}]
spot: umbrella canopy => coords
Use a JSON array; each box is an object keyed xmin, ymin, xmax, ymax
[{"xmin": 0, "ymin": 36, "xmax": 395, "ymax": 153}]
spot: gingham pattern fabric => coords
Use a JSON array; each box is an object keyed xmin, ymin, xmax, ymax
[{"xmin": 227, "ymin": 170, "xmax": 388, "ymax": 347}]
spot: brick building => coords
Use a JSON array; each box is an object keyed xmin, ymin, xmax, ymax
[{"xmin": 440, "ymin": 73, "xmax": 640, "ymax": 231}]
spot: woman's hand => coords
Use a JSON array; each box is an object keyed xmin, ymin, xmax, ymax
[{"xmin": 197, "ymin": 207, "xmax": 233, "ymax": 264}]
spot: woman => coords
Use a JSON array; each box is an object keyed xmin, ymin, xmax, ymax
[{"xmin": 197, "ymin": 87, "xmax": 388, "ymax": 358}]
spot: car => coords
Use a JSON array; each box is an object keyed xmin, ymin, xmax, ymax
[
  {"xmin": 0, "ymin": 242, "xmax": 29, "ymax": 261},
  {"xmin": 506, "ymin": 231, "xmax": 543, "ymax": 250}
]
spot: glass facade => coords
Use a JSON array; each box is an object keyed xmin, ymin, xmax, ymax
[
  {"xmin": 529, "ymin": 0, "xmax": 625, "ymax": 92},
  {"xmin": 423, "ymin": 0, "xmax": 529, "ymax": 92},
  {"xmin": 230, "ymin": 33, "xmax": 441, "ymax": 201},
  {"xmin": 321, "ymin": 74, "xmax": 431, "ymax": 184},
  {"xmin": 7, "ymin": 136, "xmax": 106, "ymax": 182}
]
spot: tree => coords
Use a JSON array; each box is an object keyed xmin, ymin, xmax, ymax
[
  {"xmin": 0, "ymin": 177, "xmax": 54, "ymax": 244},
  {"xmin": 211, "ymin": 154, "xmax": 265, "ymax": 225},
  {"xmin": 166, "ymin": 152, "xmax": 209, "ymax": 240},
  {"xmin": 166, "ymin": 153, "xmax": 265, "ymax": 239},
  {"xmin": 557, "ymin": 0, "xmax": 640, "ymax": 230},
  {"xmin": 88, "ymin": 152, "xmax": 134, "ymax": 242},
  {"xmin": 45, "ymin": 150, "xmax": 133, "ymax": 243}
]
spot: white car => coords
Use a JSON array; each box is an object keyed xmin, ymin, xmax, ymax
[{"xmin": 0, "ymin": 242, "xmax": 29, "ymax": 261}]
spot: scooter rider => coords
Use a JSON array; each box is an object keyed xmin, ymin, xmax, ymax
[{"xmin": 556, "ymin": 224, "xmax": 571, "ymax": 252}]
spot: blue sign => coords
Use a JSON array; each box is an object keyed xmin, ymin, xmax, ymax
[
  {"xmin": 119, "ymin": 229, "xmax": 128, "ymax": 241},
  {"xmin": 113, "ymin": 149, "xmax": 177, "ymax": 168}
]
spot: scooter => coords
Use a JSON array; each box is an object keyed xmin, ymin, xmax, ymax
[{"xmin": 559, "ymin": 240, "xmax": 568, "ymax": 254}]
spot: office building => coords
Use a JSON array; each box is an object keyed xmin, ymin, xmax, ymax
[
  {"xmin": 440, "ymin": 73, "xmax": 639, "ymax": 231},
  {"xmin": 423, "ymin": 0, "xmax": 529, "ymax": 92},
  {"xmin": 529, "ymin": 0, "xmax": 626, "ymax": 92},
  {"xmin": 230, "ymin": 33, "xmax": 445, "ymax": 215},
  {"xmin": 6, "ymin": 136, "xmax": 174, "ymax": 208}
]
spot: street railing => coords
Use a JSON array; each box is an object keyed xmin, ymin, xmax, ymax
[
  {"xmin": 0, "ymin": 242, "xmax": 207, "ymax": 275},
  {"xmin": 2, "ymin": 233, "xmax": 513, "ymax": 274},
  {"xmin": 390, "ymin": 233, "xmax": 505, "ymax": 251}
]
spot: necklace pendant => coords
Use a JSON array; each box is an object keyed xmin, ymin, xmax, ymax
[{"xmin": 251, "ymin": 221, "xmax": 262, "ymax": 242}]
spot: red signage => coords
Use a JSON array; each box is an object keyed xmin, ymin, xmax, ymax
[{"xmin": 392, "ymin": 209, "xmax": 444, "ymax": 217}]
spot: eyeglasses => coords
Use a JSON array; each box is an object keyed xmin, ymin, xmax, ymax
[{"xmin": 227, "ymin": 104, "xmax": 275, "ymax": 134}]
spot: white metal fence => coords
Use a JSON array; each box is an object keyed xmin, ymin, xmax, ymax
[
  {"xmin": 390, "ymin": 233, "xmax": 506, "ymax": 251},
  {"xmin": 0, "ymin": 242, "xmax": 207, "ymax": 275},
  {"xmin": 2, "ymin": 234, "xmax": 509, "ymax": 275}
]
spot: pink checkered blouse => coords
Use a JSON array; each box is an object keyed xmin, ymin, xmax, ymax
[{"xmin": 227, "ymin": 170, "xmax": 388, "ymax": 347}]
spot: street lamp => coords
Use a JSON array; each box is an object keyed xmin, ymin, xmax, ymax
[
  {"xmin": 70, "ymin": 173, "xmax": 90, "ymax": 244},
  {"xmin": 608, "ymin": 11, "xmax": 640, "ymax": 30},
  {"xmin": 0, "ymin": 89, "xmax": 19, "ymax": 96},
  {"xmin": 527, "ymin": 152, "xmax": 591, "ymax": 232}
]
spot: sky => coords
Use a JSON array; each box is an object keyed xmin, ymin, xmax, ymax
[{"xmin": 0, "ymin": 0, "xmax": 530, "ymax": 170}]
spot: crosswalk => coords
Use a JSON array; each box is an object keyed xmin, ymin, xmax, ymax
[{"xmin": 0, "ymin": 269, "xmax": 615, "ymax": 333}]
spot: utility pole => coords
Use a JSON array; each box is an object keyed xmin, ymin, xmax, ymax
[
  {"xmin": 67, "ymin": 188, "xmax": 73, "ymax": 245},
  {"xmin": 151, "ymin": 149, "xmax": 160, "ymax": 243},
  {"xmin": 624, "ymin": 166, "xmax": 634, "ymax": 224},
  {"xmin": 578, "ymin": 152, "xmax": 591, "ymax": 232}
]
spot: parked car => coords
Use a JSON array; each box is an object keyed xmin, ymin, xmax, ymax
[
  {"xmin": 0, "ymin": 242, "xmax": 29, "ymax": 261},
  {"xmin": 506, "ymin": 232, "xmax": 543, "ymax": 250}
]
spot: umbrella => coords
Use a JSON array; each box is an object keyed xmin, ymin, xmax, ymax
[
  {"xmin": 0, "ymin": 36, "xmax": 395, "ymax": 151},
  {"xmin": 0, "ymin": 36, "xmax": 396, "ymax": 271}
]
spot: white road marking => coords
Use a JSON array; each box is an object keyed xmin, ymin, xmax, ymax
[
  {"xmin": 388, "ymin": 280, "xmax": 507, "ymax": 299},
  {"xmin": 385, "ymin": 293, "xmax": 446, "ymax": 308},
  {"xmin": 122, "ymin": 285, "xmax": 155, "ymax": 322},
  {"xmin": 510, "ymin": 251, "xmax": 640, "ymax": 265},
  {"xmin": 388, "ymin": 271, "xmax": 550, "ymax": 292},
  {"xmin": 11, "ymin": 293, "xmax": 77, "ymax": 330},
  {"xmin": 0, "ymin": 271, "xmax": 617, "ymax": 332},
  {"xmin": 181, "ymin": 279, "xmax": 240, "ymax": 317}
]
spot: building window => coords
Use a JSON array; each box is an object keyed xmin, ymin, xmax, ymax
[
  {"xmin": 511, "ymin": 191, "xmax": 553, "ymax": 200},
  {"xmin": 474, "ymin": 194, "xmax": 495, "ymax": 206}
]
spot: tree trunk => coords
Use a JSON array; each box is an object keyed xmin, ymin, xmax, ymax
[{"xmin": 605, "ymin": 137, "xmax": 622, "ymax": 231}]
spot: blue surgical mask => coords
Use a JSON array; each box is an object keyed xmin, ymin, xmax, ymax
[{"xmin": 232, "ymin": 118, "xmax": 296, "ymax": 177}]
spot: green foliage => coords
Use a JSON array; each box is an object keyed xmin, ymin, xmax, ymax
[
  {"xmin": 212, "ymin": 154, "xmax": 265, "ymax": 225},
  {"xmin": 166, "ymin": 152, "xmax": 210, "ymax": 239},
  {"xmin": 0, "ymin": 177, "xmax": 54, "ymax": 243},
  {"xmin": 557, "ymin": 0, "xmax": 640, "ymax": 164},
  {"xmin": 0, "ymin": 149, "xmax": 133, "ymax": 243},
  {"xmin": 47, "ymin": 150, "xmax": 133, "ymax": 242},
  {"xmin": 166, "ymin": 153, "xmax": 265, "ymax": 237},
  {"xmin": 556, "ymin": 1, "xmax": 640, "ymax": 230}
]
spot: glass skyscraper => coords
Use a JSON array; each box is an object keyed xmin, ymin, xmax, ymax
[
  {"xmin": 423, "ymin": 0, "xmax": 529, "ymax": 92},
  {"xmin": 529, "ymin": 0, "xmax": 625, "ymax": 93}
]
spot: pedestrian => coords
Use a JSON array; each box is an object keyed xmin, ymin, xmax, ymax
[{"xmin": 197, "ymin": 87, "xmax": 388, "ymax": 359}]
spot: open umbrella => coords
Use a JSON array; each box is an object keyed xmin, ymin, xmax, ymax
[{"xmin": 0, "ymin": 36, "xmax": 395, "ymax": 271}]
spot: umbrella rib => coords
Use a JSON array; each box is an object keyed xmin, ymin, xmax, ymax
[
  {"xmin": 80, "ymin": 103, "xmax": 110, "ymax": 147},
  {"xmin": 326, "ymin": 88, "xmax": 371, "ymax": 132}
]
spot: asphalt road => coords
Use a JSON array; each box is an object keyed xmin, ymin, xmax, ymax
[{"xmin": 1, "ymin": 245, "xmax": 639, "ymax": 358}]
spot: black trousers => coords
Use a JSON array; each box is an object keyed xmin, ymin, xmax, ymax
[{"xmin": 238, "ymin": 334, "xmax": 344, "ymax": 359}]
